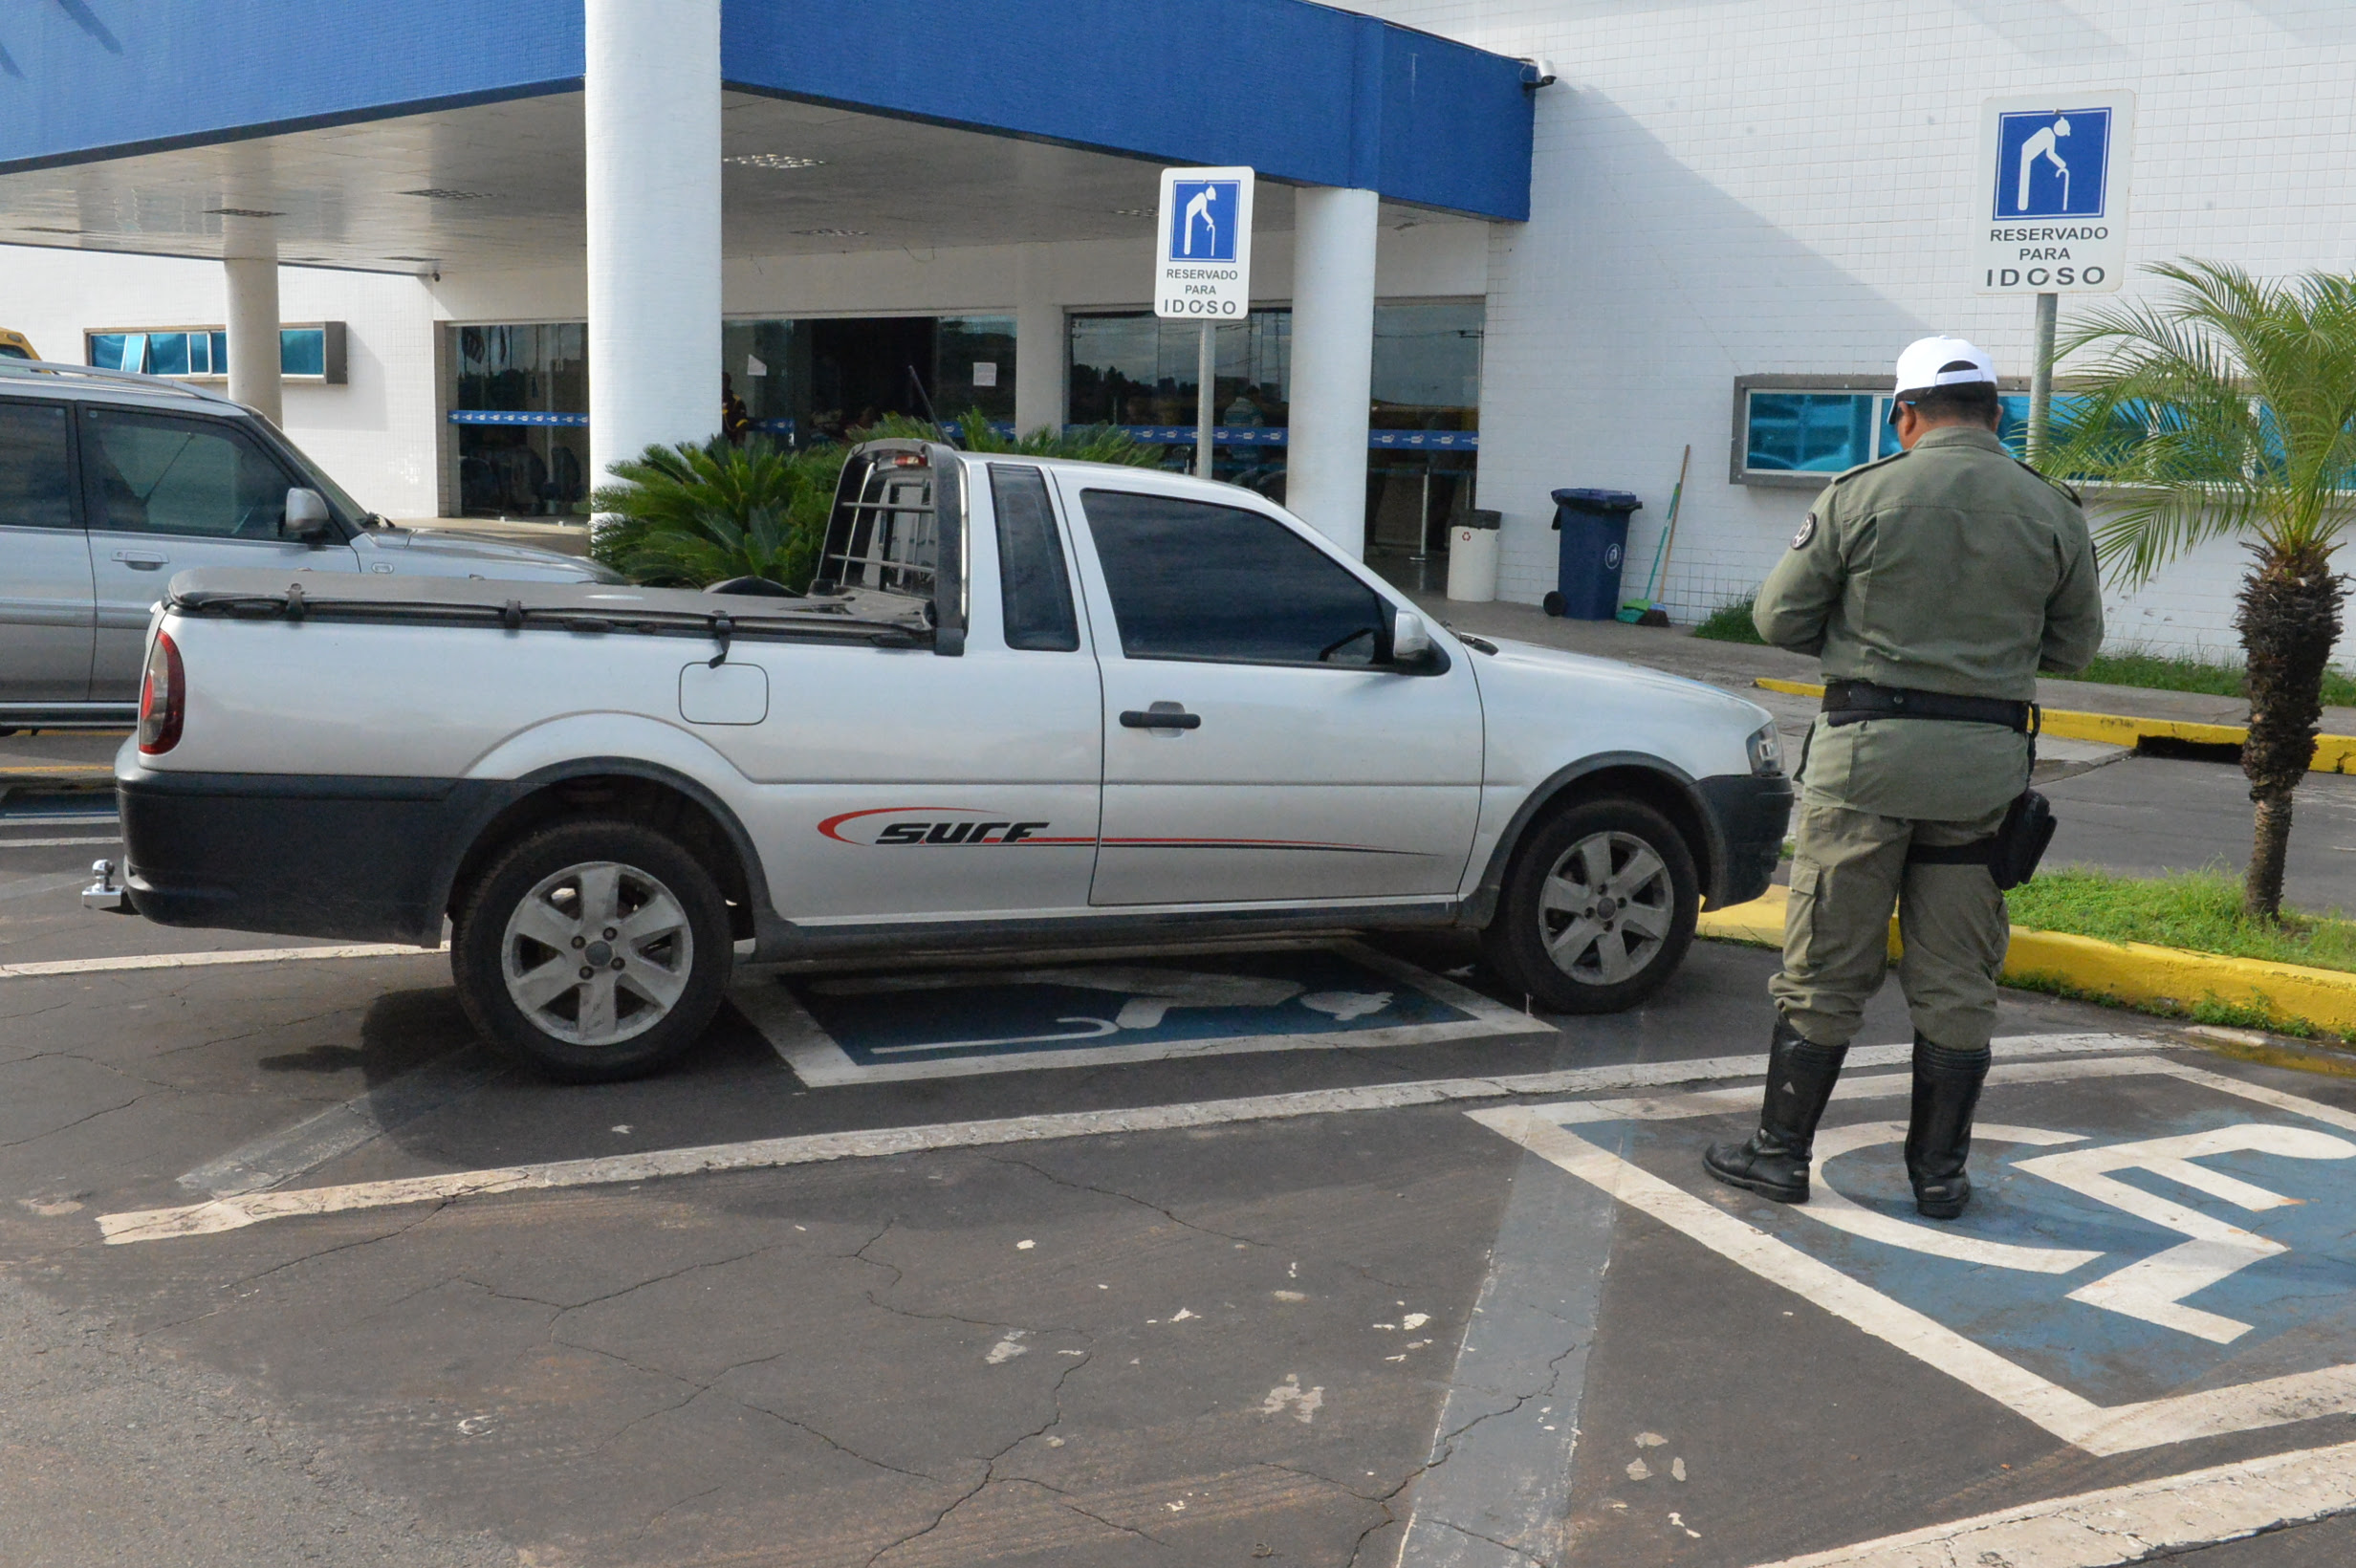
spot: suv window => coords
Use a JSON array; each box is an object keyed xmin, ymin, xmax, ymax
[
  {"xmin": 1081, "ymin": 489, "xmax": 1386, "ymax": 666},
  {"xmin": 0, "ymin": 402, "xmax": 76, "ymax": 531},
  {"xmin": 991, "ymin": 464, "xmax": 1080, "ymax": 652},
  {"xmin": 82, "ymin": 407, "xmax": 301, "ymax": 540}
]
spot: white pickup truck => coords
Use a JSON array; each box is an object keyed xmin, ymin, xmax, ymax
[{"xmin": 112, "ymin": 440, "xmax": 1791, "ymax": 1079}]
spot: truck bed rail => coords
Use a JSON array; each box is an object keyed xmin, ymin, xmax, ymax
[{"xmin": 164, "ymin": 573, "xmax": 933, "ymax": 654}]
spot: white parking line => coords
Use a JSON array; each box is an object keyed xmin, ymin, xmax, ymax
[
  {"xmin": 0, "ymin": 943, "xmax": 441, "ymax": 981},
  {"xmin": 96, "ymin": 1031, "xmax": 2150, "ymax": 1245},
  {"xmin": 175, "ymin": 1052, "xmax": 503, "ymax": 1199},
  {"xmin": 1749, "ymin": 1434, "xmax": 2356, "ymax": 1566},
  {"xmin": 0, "ymin": 835, "xmax": 120, "ymax": 847}
]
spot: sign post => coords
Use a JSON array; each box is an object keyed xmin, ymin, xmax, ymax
[
  {"xmin": 1155, "ymin": 166, "xmax": 1254, "ymax": 479},
  {"xmin": 1973, "ymin": 93, "xmax": 2135, "ymax": 462}
]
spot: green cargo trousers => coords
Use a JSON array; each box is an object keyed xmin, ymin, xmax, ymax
[{"xmin": 1767, "ymin": 798, "xmax": 2013, "ymax": 1052}]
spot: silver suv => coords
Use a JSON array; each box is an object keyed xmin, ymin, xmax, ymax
[{"xmin": 0, "ymin": 359, "xmax": 618, "ymax": 730}]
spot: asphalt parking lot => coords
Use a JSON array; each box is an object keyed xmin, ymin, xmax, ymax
[{"xmin": 9, "ymin": 782, "xmax": 2356, "ymax": 1567}]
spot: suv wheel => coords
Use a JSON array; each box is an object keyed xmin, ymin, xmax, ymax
[
  {"xmin": 1482, "ymin": 796, "xmax": 1699, "ymax": 1013},
  {"xmin": 452, "ymin": 819, "xmax": 731, "ymax": 1082}
]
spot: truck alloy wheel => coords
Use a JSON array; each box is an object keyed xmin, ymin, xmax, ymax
[
  {"xmin": 453, "ymin": 820, "xmax": 731, "ymax": 1080},
  {"xmin": 1483, "ymin": 797, "xmax": 1698, "ymax": 1014},
  {"xmin": 501, "ymin": 860, "xmax": 693, "ymax": 1046}
]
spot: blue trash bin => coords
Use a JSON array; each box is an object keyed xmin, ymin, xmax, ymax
[{"xmin": 1543, "ymin": 489, "xmax": 1644, "ymax": 619}]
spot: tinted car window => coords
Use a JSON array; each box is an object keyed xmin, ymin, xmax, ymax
[
  {"xmin": 1081, "ymin": 490, "xmax": 1385, "ymax": 665},
  {"xmin": 82, "ymin": 407, "xmax": 299, "ymax": 539},
  {"xmin": 0, "ymin": 403, "xmax": 76, "ymax": 530},
  {"xmin": 991, "ymin": 464, "xmax": 1080, "ymax": 652}
]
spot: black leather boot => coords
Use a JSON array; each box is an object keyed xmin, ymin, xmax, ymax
[
  {"xmin": 1906, "ymin": 1035, "xmax": 1992, "ymax": 1220},
  {"xmin": 1703, "ymin": 1014, "xmax": 1848, "ymax": 1203}
]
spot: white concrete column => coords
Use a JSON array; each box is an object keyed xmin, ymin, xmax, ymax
[
  {"xmin": 1286, "ymin": 185, "xmax": 1379, "ymax": 557},
  {"xmin": 222, "ymin": 216, "xmax": 282, "ymax": 427},
  {"xmin": 586, "ymin": 0, "xmax": 722, "ymax": 493},
  {"xmin": 1014, "ymin": 245, "xmax": 1064, "ymax": 437}
]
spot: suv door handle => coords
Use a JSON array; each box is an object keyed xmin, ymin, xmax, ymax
[
  {"xmin": 112, "ymin": 549, "xmax": 169, "ymax": 570},
  {"xmin": 1120, "ymin": 705, "xmax": 1201, "ymax": 730}
]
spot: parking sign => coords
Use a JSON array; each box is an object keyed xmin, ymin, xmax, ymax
[
  {"xmin": 1974, "ymin": 93, "xmax": 2133, "ymax": 295},
  {"xmin": 1155, "ymin": 165, "xmax": 1254, "ymax": 319}
]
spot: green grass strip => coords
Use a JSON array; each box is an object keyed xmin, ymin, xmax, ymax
[
  {"xmin": 2006, "ymin": 865, "xmax": 2356, "ymax": 974},
  {"xmin": 1693, "ymin": 597, "xmax": 1764, "ymax": 644}
]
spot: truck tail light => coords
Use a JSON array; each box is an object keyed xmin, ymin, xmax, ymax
[{"xmin": 138, "ymin": 631, "xmax": 185, "ymax": 754}]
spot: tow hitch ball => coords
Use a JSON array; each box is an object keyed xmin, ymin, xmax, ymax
[{"xmin": 82, "ymin": 859, "xmax": 131, "ymax": 914}]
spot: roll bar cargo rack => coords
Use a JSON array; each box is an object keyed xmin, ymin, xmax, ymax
[
  {"xmin": 816, "ymin": 439, "xmax": 968, "ymax": 656},
  {"xmin": 0, "ymin": 356, "xmax": 248, "ymax": 408}
]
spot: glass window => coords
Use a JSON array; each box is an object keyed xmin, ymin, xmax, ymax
[
  {"xmin": 937, "ymin": 316, "xmax": 1015, "ymax": 423},
  {"xmin": 82, "ymin": 408, "xmax": 298, "ymax": 539},
  {"xmin": 990, "ymin": 464, "xmax": 1079, "ymax": 652},
  {"xmin": 89, "ymin": 333, "xmax": 146, "ymax": 373},
  {"xmin": 1744, "ymin": 392, "xmax": 1883, "ymax": 474},
  {"xmin": 1067, "ymin": 310, "xmax": 1292, "ymax": 430},
  {"xmin": 86, "ymin": 328, "xmax": 320, "ymax": 379},
  {"xmin": 718, "ymin": 316, "xmax": 1019, "ymax": 448},
  {"xmin": 455, "ymin": 323, "xmax": 587, "ymax": 413},
  {"xmin": 1081, "ymin": 489, "xmax": 1385, "ymax": 666},
  {"xmin": 0, "ymin": 403, "xmax": 76, "ymax": 531},
  {"xmin": 279, "ymin": 328, "xmax": 327, "ymax": 379}
]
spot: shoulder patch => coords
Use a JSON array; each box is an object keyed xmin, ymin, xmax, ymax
[
  {"xmin": 2016, "ymin": 459, "xmax": 2082, "ymax": 506},
  {"xmin": 1791, "ymin": 512, "xmax": 1818, "ymax": 550},
  {"xmin": 1831, "ymin": 448, "xmax": 1909, "ymax": 486}
]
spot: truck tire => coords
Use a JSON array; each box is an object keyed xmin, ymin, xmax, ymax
[
  {"xmin": 1481, "ymin": 796, "xmax": 1699, "ymax": 1014},
  {"xmin": 451, "ymin": 819, "xmax": 732, "ymax": 1082}
]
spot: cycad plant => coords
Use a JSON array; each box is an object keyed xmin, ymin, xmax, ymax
[
  {"xmin": 590, "ymin": 416, "xmax": 1161, "ymax": 592},
  {"xmin": 589, "ymin": 436, "xmax": 838, "ymax": 591},
  {"xmin": 2048, "ymin": 260, "xmax": 2356, "ymax": 918}
]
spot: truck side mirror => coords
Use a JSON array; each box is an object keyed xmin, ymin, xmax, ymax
[
  {"xmin": 1388, "ymin": 609, "xmax": 1445, "ymax": 673},
  {"xmin": 281, "ymin": 488, "xmax": 333, "ymax": 548}
]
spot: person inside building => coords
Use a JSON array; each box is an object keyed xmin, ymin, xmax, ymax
[
  {"xmin": 720, "ymin": 372, "xmax": 753, "ymax": 446},
  {"xmin": 1703, "ymin": 336, "xmax": 2104, "ymax": 1221}
]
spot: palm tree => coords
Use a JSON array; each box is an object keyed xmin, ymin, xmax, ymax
[{"xmin": 2048, "ymin": 260, "xmax": 2356, "ymax": 918}]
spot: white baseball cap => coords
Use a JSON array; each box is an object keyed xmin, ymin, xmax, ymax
[{"xmin": 1892, "ymin": 336, "xmax": 1997, "ymax": 394}]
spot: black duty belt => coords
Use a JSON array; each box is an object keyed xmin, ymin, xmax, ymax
[{"xmin": 1822, "ymin": 679, "xmax": 2039, "ymax": 736}]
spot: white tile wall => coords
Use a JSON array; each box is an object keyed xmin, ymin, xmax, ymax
[
  {"xmin": 1352, "ymin": 1, "xmax": 2356, "ymax": 664},
  {"xmin": 0, "ymin": 245, "xmax": 442, "ymax": 519}
]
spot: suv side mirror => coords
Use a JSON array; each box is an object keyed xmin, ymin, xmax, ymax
[
  {"xmin": 1388, "ymin": 608, "xmax": 1447, "ymax": 674},
  {"xmin": 281, "ymin": 488, "xmax": 332, "ymax": 548}
]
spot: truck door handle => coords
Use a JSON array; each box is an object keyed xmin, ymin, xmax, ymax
[
  {"xmin": 1120, "ymin": 705, "xmax": 1201, "ymax": 730},
  {"xmin": 112, "ymin": 550, "xmax": 169, "ymax": 570}
]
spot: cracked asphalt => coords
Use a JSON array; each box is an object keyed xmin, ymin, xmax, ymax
[{"xmin": 7, "ymin": 814, "xmax": 2356, "ymax": 1566}]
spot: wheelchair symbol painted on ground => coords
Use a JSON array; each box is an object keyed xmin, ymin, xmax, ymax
[
  {"xmin": 739, "ymin": 940, "xmax": 1550, "ymax": 1085},
  {"xmin": 1472, "ymin": 1052, "xmax": 2356, "ymax": 1453}
]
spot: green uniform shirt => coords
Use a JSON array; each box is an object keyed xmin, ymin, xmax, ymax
[{"xmin": 1756, "ymin": 425, "xmax": 2105, "ymax": 820}]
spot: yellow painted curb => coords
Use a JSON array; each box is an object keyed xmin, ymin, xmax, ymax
[
  {"xmin": 1750, "ymin": 677, "xmax": 2356, "ymax": 775},
  {"xmin": 1699, "ymin": 884, "xmax": 2356, "ymax": 1033}
]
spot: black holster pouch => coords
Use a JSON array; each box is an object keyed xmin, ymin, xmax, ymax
[{"xmin": 1822, "ymin": 680, "xmax": 2056, "ymax": 891}]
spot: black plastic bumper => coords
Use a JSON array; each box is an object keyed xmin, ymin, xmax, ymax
[
  {"xmin": 120, "ymin": 771, "xmax": 490, "ymax": 947},
  {"xmin": 1696, "ymin": 772, "xmax": 1794, "ymax": 908}
]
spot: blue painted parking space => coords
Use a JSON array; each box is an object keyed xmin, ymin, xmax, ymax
[
  {"xmin": 1472, "ymin": 1050, "xmax": 2356, "ymax": 1454},
  {"xmin": 733, "ymin": 939, "xmax": 1551, "ymax": 1085}
]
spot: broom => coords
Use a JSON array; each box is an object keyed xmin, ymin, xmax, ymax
[{"xmin": 1617, "ymin": 444, "xmax": 1690, "ymax": 624}]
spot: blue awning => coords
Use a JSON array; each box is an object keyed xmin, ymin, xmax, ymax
[{"xmin": 0, "ymin": 1, "xmax": 1533, "ymax": 221}]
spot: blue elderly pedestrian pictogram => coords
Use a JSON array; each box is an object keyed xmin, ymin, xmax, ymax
[
  {"xmin": 1168, "ymin": 180, "xmax": 1241, "ymax": 263},
  {"xmin": 1994, "ymin": 108, "xmax": 2112, "ymax": 219}
]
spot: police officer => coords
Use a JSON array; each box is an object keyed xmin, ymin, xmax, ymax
[{"xmin": 1705, "ymin": 337, "xmax": 2104, "ymax": 1219}]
